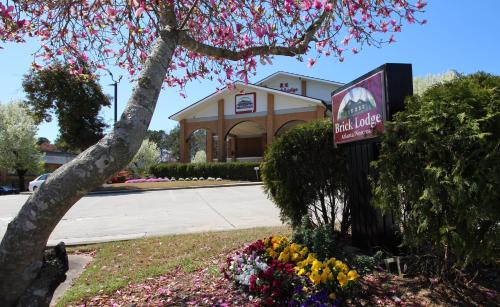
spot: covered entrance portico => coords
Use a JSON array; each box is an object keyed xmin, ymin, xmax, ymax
[{"xmin": 170, "ymin": 72, "xmax": 343, "ymax": 163}]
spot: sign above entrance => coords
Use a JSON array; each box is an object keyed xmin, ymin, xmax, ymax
[
  {"xmin": 332, "ymin": 70, "xmax": 385, "ymax": 144},
  {"xmin": 235, "ymin": 92, "xmax": 256, "ymax": 114}
]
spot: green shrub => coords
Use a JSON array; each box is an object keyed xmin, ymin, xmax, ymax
[
  {"xmin": 292, "ymin": 215, "xmax": 338, "ymax": 261},
  {"xmin": 261, "ymin": 120, "xmax": 349, "ymax": 232},
  {"xmin": 350, "ymin": 252, "xmax": 384, "ymax": 275},
  {"xmin": 292, "ymin": 215, "xmax": 383, "ymax": 275},
  {"xmin": 371, "ymin": 72, "xmax": 500, "ymax": 274},
  {"xmin": 150, "ymin": 162, "xmax": 260, "ymax": 181}
]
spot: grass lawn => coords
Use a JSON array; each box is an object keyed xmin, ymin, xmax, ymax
[
  {"xmin": 58, "ymin": 226, "xmax": 291, "ymax": 306},
  {"xmin": 95, "ymin": 180, "xmax": 245, "ymax": 192}
]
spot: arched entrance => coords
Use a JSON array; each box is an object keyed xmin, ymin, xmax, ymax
[
  {"xmin": 186, "ymin": 128, "xmax": 216, "ymax": 163},
  {"xmin": 225, "ymin": 121, "xmax": 266, "ymax": 162},
  {"xmin": 275, "ymin": 120, "xmax": 306, "ymax": 137}
]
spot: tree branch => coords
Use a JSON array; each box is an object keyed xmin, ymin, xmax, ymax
[{"xmin": 176, "ymin": 10, "xmax": 329, "ymax": 60}]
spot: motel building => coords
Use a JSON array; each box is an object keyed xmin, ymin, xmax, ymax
[{"xmin": 169, "ymin": 72, "xmax": 343, "ymax": 163}]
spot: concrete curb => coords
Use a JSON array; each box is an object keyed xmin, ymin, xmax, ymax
[
  {"xmin": 21, "ymin": 182, "xmax": 264, "ymax": 196},
  {"xmin": 87, "ymin": 181, "xmax": 263, "ymax": 195},
  {"xmin": 47, "ymin": 232, "xmax": 148, "ymax": 247}
]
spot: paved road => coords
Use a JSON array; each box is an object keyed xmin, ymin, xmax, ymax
[{"xmin": 0, "ymin": 185, "xmax": 283, "ymax": 246}]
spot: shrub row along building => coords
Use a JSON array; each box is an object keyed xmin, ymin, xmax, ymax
[{"xmin": 170, "ymin": 72, "xmax": 343, "ymax": 162}]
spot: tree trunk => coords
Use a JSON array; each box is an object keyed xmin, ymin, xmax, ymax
[
  {"xmin": 16, "ymin": 242, "xmax": 69, "ymax": 307},
  {"xmin": 0, "ymin": 33, "xmax": 178, "ymax": 306},
  {"xmin": 16, "ymin": 169, "xmax": 27, "ymax": 192}
]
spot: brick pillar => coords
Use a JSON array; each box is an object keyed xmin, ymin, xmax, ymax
[
  {"xmin": 206, "ymin": 132, "xmax": 213, "ymax": 162},
  {"xmin": 316, "ymin": 105, "xmax": 325, "ymax": 119},
  {"xmin": 301, "ymin": 79, "xmax": 307, "ymax": 96},
  {"xmin": 261, "ymin": 133, "xmax": 267, "ymax": 155},
  {"xmin": 266, "ymin": 93, "xmax": 275, "ymax": 146},
  {"xmin": 179, "ymin": 119, "xmax": 189, "ymax": 163},
  {"xmin": 217, "ymin": 99, "xmax": 226, "ymax": 161},
  {"xmin": 228, "ymin": 135, "xmax": 237, "ymax": 161}
]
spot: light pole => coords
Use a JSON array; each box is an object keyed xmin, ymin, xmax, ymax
[{"xmin": 108, "ymin": 71, "xmax": 122, "ymax": 123}]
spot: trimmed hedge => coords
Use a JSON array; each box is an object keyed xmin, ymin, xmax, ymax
[{"xmin": 150, "ymin": 162, "xmax": 261, "ymax": 181}]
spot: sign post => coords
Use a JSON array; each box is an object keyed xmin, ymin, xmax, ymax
[{"xmin": 331, "ymin": 63, "xmax": 413, "ymax": 249}]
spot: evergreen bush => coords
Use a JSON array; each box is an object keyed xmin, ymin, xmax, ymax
[
  {"xmin": 371, "ymin": 72, "xmax": 500, "ymax": 274},
  {"xmin": 261, "ymin": 120, "xmax": 350, "ymax": 232}
]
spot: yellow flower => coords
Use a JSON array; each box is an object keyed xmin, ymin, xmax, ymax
[
  {"xmin": 291, "ymin": 252, "xmax": 301, "ymax": 262},
  {"xmin": 278, "ymin": 251, "xmax": 289, "ymax": 263},
  {"xmin": 267, "ymin": 248, "xmax": 277, "ymax": 259},
  {"xmin": 302, "ymin": 253, "xmax": 316, "ymax": 265},
  {"xmin": 329, "ymin": 292, "xmax": 336, "ymax": 300},
  {"xmin": 263, "ymin": 237, "xmax": 270, "ymax": 246},
  {"xmin": 300, "ymin": 247, "xmax": 309, "ymax": 257},
  {"xmin": 297, "ymin": 268, "xmax": 306, "ymax": 276},
  {"xmin": 335, "ymin": 260, "xmax": 349, "ymax": 273},
  {"xmin": 309, "ymin": 270, "xmax": 322, "ymax": 285},
  {"xmin": 311, "ymin": 259, "xmax": 323, "ymax": 271},
  {"xmin": 348, "ymin": 270, "xmax": 358, "ymax": 281},
  {"xmin": 321, "ymin": 267, "xmax": 333, "ymax": 283},
  {"xmin": 337, "ymin": 272, "xmax": 348, "ymax": 287},
  {"xmin": 290, "ymin": 243, "xmax": 301, "ymax": 252},
  {"xmin": 326, "ymin": 257, "xmax": 337, "ymax": 266}
]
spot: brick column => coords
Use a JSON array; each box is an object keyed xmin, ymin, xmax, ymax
[
  {"xmin": 301, "ymin": 79, "xmax": 307, "ymax": 96},
  {"xmin": 228, "ymin": 135, "xmax": 237, "ymax": 161},
  {"xmin": 179, "ymin": 119, "xmax": 189, "ymax": 163},
  {"xmin": 316, "ymin": 105, "xmax": 326, "ymax": 119},
  {"xmin": 261, "ymin": 133, "xmax": 267, "ymax": 155},
  {"xmin": 266, "ymin": 93, "xmax": 275, "ymax": 146},
  {"xmin": 217, "ymin": 99, "xmax": 226, "ymax": 161},
  {"xmin": 206, "ymin": 132, "xmax": 213, "ymax": 162}
]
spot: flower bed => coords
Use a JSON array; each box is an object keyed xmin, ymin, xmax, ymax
[
  {"xmin": 223, "ymin": 236, "xmax": 358, "ymax": 306},
  {"xmin": 123, "ymin": 177, "xmax": 223, "ymax": 183}
]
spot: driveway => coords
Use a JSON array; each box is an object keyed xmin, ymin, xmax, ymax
[{"xmin": 0, "ymin": 185, "xmax": 283, "ymax": 246}]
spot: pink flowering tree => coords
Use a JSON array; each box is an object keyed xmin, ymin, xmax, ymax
[{"xmin": 0, "ymin": 0, "xmax": 425, "ymax": 304}]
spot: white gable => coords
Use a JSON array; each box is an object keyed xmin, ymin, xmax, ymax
[
  {"xmin": 259, "ymin": 75, "xmax": 302, "ymax": 95},
  {"xmin": 170, "ymin": 81, "xmax": 324, "ymax": 121},
  {"xmin": 257, "ymin": 71, "xmax": 343, "ymax": 103}
]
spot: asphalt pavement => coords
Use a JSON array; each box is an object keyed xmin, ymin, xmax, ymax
[{"xmin": 0, "ymin": 185, "xmax": 283, "ymax": 246}]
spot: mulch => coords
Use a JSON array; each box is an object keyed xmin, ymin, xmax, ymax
[
  {"xmin": 71, "ymin": 256, "xmax": 499, "ymax": 307},
  {"xmin": 71, "ymin": 256, "xmax": 259, "ymax": 306}
]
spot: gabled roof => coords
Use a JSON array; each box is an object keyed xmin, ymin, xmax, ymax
[
  {"xmin": 169, "ymin": 81, "xmax": 324, "ymax": 121},
  {"xmin": 256, "ymin": 71, "xmax": 344, "ymax": 87}
]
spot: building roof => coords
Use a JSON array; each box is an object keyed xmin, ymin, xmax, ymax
[
  {"xmin": 169, "ymin": 81, "xmax": 325, "ymax": 121},
  {"xmin": 256, "ymin": 71, "xmax": 344, "ymax": 87}
]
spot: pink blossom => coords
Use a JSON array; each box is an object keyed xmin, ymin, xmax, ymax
[
  {"xmin": 135, "ymin": 7, "xmax": 145, "ymax": 19},
  {"xmin": 307, "ymin": 58, "xmax": 316, "ymax": 68}
]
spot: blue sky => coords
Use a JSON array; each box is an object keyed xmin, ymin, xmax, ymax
[{"xmin": 1, "ymin": 1, "xmax": 499, "ymax": 142}]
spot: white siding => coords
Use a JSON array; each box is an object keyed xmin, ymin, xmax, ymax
[
  {"xmin": 190, "ymin": 102, "xmax": 217, "ymax": 118},
  {"xmin": 307, "ymin": 81, "xmax": 341, "ymax": 102},
  {"xmin": 260, "ymin": 75, "xmax": 302, "ymax": 94},
  {"xmin": 274, "ymin": 94, "xmax": 317, "ymax": 110}
]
